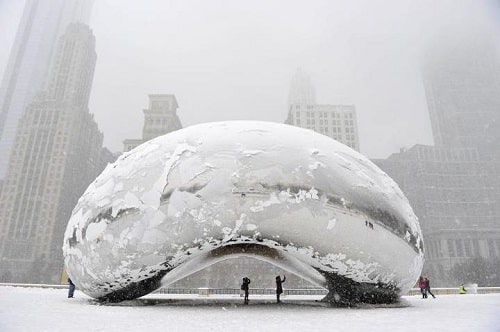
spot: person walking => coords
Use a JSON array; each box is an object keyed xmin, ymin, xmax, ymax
[
  {"xmin": 418, "ymin": 276, "xmax": 427, "ymax": 299},
  {"xmin": 241, "ymin": 277, "xmax": 251, "ymax": 304},
  {"xmin": 68, "ymin": 277, "xmax": 75, "ymax": 298},
  {"xmin": 275, "ymin": 275, "xmax": 286, "ymax": 303},
  {"xmin": 424, "ymin": 276, "xmax": 436, "ymax": 298}
]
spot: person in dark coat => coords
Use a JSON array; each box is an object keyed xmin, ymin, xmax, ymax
[
  {"xmin": 241, "ymin": 277, "xmax": 251, "ymax": 304},
  {"xmin": 68, "ymin": 277, "xmax": 75, "ymax": 298},
  {"xmin": 275, "ymin": 275, "xmax": 286, "ymax": 303},
  {"xmin": 424, "ymin": 276, "xmax": 436, "ymax": 298}
]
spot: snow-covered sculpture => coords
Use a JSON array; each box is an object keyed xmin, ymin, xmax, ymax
[{"xmin": 63, "ymin": 121, "xmax": 424, "ymax": 305}]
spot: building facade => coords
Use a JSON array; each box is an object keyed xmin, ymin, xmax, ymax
[
  {"xmin": 285, "ymin": 70, "xmax": 360, "ymax": 151},
  {"xmin": 0, "ymin": 23, "xmax": 113, "ymax": 283},
  {"xmin": 374, "ymin": 145, "xmax": 500, "ymax": 285},
  {"xmin": 285, "ymin": 104, "xmax": 360, "ymax": 151},
  {"xmin": 123, "ymin": 94, "xmax": 182, "ymax": 152},
  {"xmin": 0, "ymin": 0, "xmax": 94, "ymax": 179}
]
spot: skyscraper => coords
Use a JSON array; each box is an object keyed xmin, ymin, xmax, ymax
[
  {"xmin": 287, "ymin": 69, "xmax": 316, "ymax": 108},
  {"xmin": 0, "ymin": 0, "xmax": 94, "ymax": 178},
  {"xmin": 373, "ymin": 33, "xmax": 500, "ymax": 285},
  {"xmin": 123, "ymin": 94, "xmax": 182, "ymax": 152},
  {"xmin": 421, "ymin": 33, "xmax": 500, "ymax": 150},
  {"xmin": 0, "ymin": 23, "xmax": 112, "ymax": 283}
]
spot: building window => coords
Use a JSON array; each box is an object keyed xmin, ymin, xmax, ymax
[
  {"xmin": 488, "ymin": 240, "xmax": 496, "ymax": 257},
  {"xmin": 447, "ymin": 239, "xmax": 456, "ymax": 257},
  {"xmin": 456, "ymin": 239, "xmax": 464, "ymax": 257},
  {"xmin": 464, "ymin": 239, "xmax": 472, "ymax": 257},
  {"xmin": 473, "ymin": 239, "xmax": 480, "ymax": 256}
]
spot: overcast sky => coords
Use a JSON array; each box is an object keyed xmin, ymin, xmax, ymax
[{"xmin": 1, "ymin": 0, "xmax": 499, "ymax": 158}]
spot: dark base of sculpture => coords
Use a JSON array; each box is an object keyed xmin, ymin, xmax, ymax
[
  {"xmin": 98, "ymin": 270, "xmax": 168, "ymax": 303},
  {"xmin": 319, "ymin": 271, "xmax": 400, "ymax": 307}
]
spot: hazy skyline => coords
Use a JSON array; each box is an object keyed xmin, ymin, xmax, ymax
[{"xmin": 1, "ymin": 0, "xmax": 499, "ymax": 158}]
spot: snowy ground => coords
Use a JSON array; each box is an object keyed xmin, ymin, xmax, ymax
[{"xmin": 1, "ymin": 286, "xmax": 499, "ymax": 332}]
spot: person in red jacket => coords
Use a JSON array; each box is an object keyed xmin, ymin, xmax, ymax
[{"xmin": 418, "ymin": 276, "xmax": 427, "ymax": 298}]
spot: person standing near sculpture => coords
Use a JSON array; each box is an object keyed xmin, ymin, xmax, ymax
[
  {"xmin": 275, "ymin": 275, "xmax": 286, "ymax": 303},
  {"xmin": 68, "ymin": 277, "xmax": 75, "ymax": 298},
  {"xmin": 418, "ymin": 276, "xmax": 427, "ymax": 299},
  {"xmin": 241, "ymin": 277, "xmax": 251, "ymax": 304},
  {"xmin": 424, "ymin": 276, "xmax": 436, "ymax": 298}
]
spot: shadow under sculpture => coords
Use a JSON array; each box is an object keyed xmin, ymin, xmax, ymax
[{"xmin": 62, "ymin": 121, "xmax": 424, "ymax": 306}]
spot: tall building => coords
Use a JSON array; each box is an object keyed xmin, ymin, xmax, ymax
[
  {"xmin": 374, "ymin": 145, "xmax": 500, "ymax": 285},
  {"xmin": 287, "ymin": 68, "xmax": 316, "ymax": 108},
  {"xmin": 0, "ymin": 23, "xmax": 113, "ymax": 283},
  {"xmin": 0, "ymin": 0, "xmax": 93, "ymax": 178},
  {"xmin": 123, "ymin": 94, "xmax": 182, "ymax": 152},
  {"xmin": 373, "ymin": 33, "xmax": 500, "ymax": 285},
  {"xmin": 422, "ymin": 33, "xmax": 500, "ymax": 151},
  {"xmin": 285, "ymin": 70, "xmax": 360, "ymax": 151}
]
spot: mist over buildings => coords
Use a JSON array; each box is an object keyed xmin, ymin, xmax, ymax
[
  {"xmin": 0, "ymin": 0, "xmax": 497, "ymax": 158},
  {"xmin": 0, "ymin": 0, "xmax": 499, "ymax": 286}
]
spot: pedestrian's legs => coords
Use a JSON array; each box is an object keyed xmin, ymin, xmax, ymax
[
  {"xmin": 277, "ymin": 292, "xmax": 280, "ymax": 303},
  {"xmin": 428, "ymin": 289, "xmax": 436, "ymax": 298}
]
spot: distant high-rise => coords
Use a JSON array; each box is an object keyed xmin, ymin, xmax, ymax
[
  {"xmin": 422, "ymin": 33, "xmax": 500, "ymax": 150},
  {"xmin": 123, "ymin": 94, "xmax": 182, "ymax": 152},
  {"xmin": 285, "ymin": 70, "xmax": 360, "ymax": 151},
  {"xmin": 287, "ymin": 69, "xmax": 316, "ymax": 109},
  {"xmin": 0, "ymin": 0, "xmax": 94, "ymax": 178},
  {"xmin": 0, "ymin": 23, "xmax": 112, "ymax": 283},
  {"xmin": 373, "ymin": 33, "xmax": 500, "ymax": 286}
]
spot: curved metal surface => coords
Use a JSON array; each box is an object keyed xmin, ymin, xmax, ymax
[{"xmin": 62, "ymin": 121, "xmax": 424, "ymax": 304}]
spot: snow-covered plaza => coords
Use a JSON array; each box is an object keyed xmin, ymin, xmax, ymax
[{"xmin": 1, "ymin": 286, "xmax": 499, "ymax": 332}]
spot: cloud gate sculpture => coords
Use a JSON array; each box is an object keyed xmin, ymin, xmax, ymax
[{"xmin": 63, "ymin": 121, "xmax": 424, "ymax": 305}]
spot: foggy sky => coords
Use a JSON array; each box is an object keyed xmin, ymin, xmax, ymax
[{"xmin": 1, "ymin": 0, "xmax": 499, "ymax": 158}]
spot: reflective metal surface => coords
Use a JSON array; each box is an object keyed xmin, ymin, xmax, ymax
[{"xmin": 63, "ymin": 121, "xmax": 424, "ymax": 304}]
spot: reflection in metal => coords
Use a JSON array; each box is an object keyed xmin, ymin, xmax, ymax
[{"xmin": 63, "ymin": 121, "xmax": 424, "ymax": 305}]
